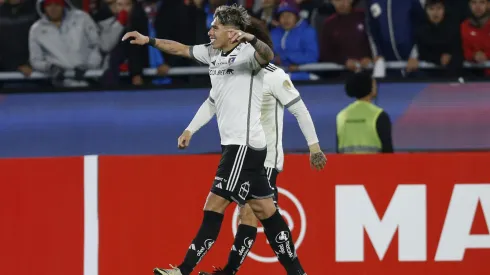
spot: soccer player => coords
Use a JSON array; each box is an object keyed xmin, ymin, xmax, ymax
[
  {"xmin": 122, "ymin": 5, "xmax": 308, "ymax": 275},
  {"xmin": 178, "ymin": 20, "xmax": 326, "ymax": 275}
]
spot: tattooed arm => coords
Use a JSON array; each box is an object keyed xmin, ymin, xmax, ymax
[
  {"xmin": 252, "ymin": 38, "xmax": 274, "ymax": 65},
  {"xmin": 150, "ymin": 39, "xmax": 191, "ymax": 58},
  {"xmin": 121, "ymin": 31, "xmax": 191, "ymax": 58},
  {"xmin": 228, "ymin": 29, "xmax": 274, "ymax": 65},
  {"xmin": 308, "ymin": 143, "xmax": 327, "ymax": 171}
]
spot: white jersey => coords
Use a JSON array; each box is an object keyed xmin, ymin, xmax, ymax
[
  {"xmin": 261, "ymin": 64, "xmax": 301, "ymax": 171},
  {"xmin": 190, "ymin": 43, "xmax": 266, "ymax": 149}
]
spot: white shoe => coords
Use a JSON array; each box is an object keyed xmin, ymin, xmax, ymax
[{"xmin": 153, "ymin": 265, "xmax": 183, "ymax": 275}]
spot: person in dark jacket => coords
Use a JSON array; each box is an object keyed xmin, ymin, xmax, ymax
[
  {"xmin": 414, "ymin": 0, "xmax": 463, "ymax": 76},
  {"xmin": 185, "ymin": 0, "xmax": 213, "ymax": 46},
  {"xmin": 127, "ymin": 0, "xmax": 189, "ymax": 85},
  {"xmin": 366, "ymin": 0, "xmax": 425, "ymax": 75},
  {"xmin": 320, "ymin": 0, "xmax": 374, "ymax": 72},
  {"xmin": 0, "ymin": 0, "xmax": 38, "ymax": 77}
]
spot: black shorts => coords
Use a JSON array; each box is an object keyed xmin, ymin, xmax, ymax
[
  {"xmin": 265, "ymin": 167, "xmax": 279, "ymax": 205},
  {"xmin": 211, "ymin": 145, "xmax": 275, "ymax": 206}
]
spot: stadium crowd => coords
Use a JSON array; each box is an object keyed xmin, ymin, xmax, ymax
[{"xmin": 0, "ymin": 0, "xmax": 489, "ymax": 88}]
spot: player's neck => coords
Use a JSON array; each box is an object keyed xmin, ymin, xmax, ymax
[{"xmin": 221, "ymin": 42, "xmax": 240, "ymax": 54}]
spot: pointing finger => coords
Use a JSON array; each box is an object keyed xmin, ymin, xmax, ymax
[{"xmin": 122, "ymin": 32, "xmax": 131, "ymax": 41}]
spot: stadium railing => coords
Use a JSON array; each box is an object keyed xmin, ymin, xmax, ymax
[{"xmin": 1, "ymin": 61, "xmax": 489, "ymax": 80}]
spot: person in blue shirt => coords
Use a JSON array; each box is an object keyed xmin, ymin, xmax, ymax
[{"xmin": 270, "ymin": 1, "xmax": 318, "ymax": 81}]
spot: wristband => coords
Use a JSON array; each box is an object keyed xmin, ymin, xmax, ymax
[
  {"xmin": 250, "ymin": 36, "xmax": 258, "ymax": 46},
  {"xmin": 149, "ymin": 37, "xmax": 156, "ymax": 47}
]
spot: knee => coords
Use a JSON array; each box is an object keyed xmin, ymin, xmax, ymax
[
  {"xmin": 248, "ymin": 199, "xmax": 277, "ymax": 220},
  {"xmin": 203, "ymin": 192, "xmax": 230, "ymax": 213},
  {"xmin": 239, "ymin": 204, "xmax": 258, "ymax": 227}
]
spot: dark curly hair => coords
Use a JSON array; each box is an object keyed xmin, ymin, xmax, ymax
[{"xmin": 214, "ymin": 4, "xmax": 251, "ymax": 30}]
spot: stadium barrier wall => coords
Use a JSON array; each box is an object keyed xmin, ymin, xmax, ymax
[
  {"xmin": 1, "ymin": 81, "xmax": 490, "ymax": 158},
  {"xmin": 2, "ymin": 152, "xmax": 490, "ymax": 275}
]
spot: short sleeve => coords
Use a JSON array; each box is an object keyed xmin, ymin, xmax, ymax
[
  {"xmin": 190, "ymin": 44, "xmax": 212, "ymax": 65},
  {"xmin": 271, "ymin": 72, "xmax": 301, "ymax": 107}
]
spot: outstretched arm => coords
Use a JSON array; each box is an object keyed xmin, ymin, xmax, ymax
[{"xmin": 122, "ymin": 31, "xmax": 191, "ymax": 58}]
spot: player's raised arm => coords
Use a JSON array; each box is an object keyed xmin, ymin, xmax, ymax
[
  {"xmin": 228, "ymin": 29, "xmax": 274, "ymax": 65},
  {"xmin": 122, "ymin": 31, "xmax": 191, "ymax": 58}
]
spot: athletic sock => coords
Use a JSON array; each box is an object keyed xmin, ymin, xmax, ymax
[
  {"xmin": 223, "ymin": 224, "xmax": 258, "ymax": 274},
  {"xmin": 178, "ymin": 210, "xmax": 224, "ymax": 275},
  {"xmin": 260, "ymin": 210, "xmax": 306, "ymax": 275}
]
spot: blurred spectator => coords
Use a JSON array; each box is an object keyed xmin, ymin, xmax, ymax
[
  {"xmin": 444, "ymin": 0, "xmax": 471, "ymax": 24},
  {"xmin": 320, "ymin": 0, "xmax": 374, "ymax": 73},
  {"xmin": 29, "ymin": 0, "xmax": 102, "ymax": 87},
  {"xmin": 0, "ymin": 0, "xmax": 38, "ymax": 77},
  {"xmin": 98, "ymin": 0, "xmax": 132, "ymax": 67},
  {"xmin": 185, "ymin": 0, "xmax": 212, "ymax": 45},
  {"xmin": 107, "ymin": 0, "xmax": 189, "ymax": 86},
  {"xmin": 366, "ymin": 0, "xmax": 424, "ymax": 75},
  {"xmin": 253, "ymin": 0, "xmax": 280, "ymax": 30},
  {"xmin": 91, "ymin": 0, "xmax": 116, "ymax": 22},
  {"xmin": 271, "ymin": 2, "xmax": 319, "ymax": 80},
  {"xmin": 461, "ymin": 0, "xmax": 490, "ymax": 75},
  {"xmin": 295, "ymin": 0, "xmax": 320, "ymax": 25},
  {"xmin": 415, "ymin": 0, "xmax": 463, "ymax": 76}
]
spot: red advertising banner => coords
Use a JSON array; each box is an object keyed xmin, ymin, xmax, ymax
[
  {"xmin": 97, "ymin": 153, "xmax": 490, "ymax": 275},
  {"xmin": 0, "ymin": 157, "xmax": 85, "ymax": 275},
  {"xmin": 1, "ymin": 153, "xmax": 490, "ymax": 275}
]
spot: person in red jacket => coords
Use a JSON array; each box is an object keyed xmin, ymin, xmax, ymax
[{"xmin": 460, "ymin": 0, "xmax": 490, "ymax": 75}]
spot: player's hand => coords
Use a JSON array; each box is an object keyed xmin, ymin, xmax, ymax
[
  {"xmin": 228, "ymin": 29, "xmax": 254, "ymax": 44},
  {"xmin": 309, "ymin": 143, "xmax": 327, "ymax": 171},
  {"xmin": 122, "ymin": 31, "xmax": 149, "ymax": 45},
  {"xmin": 178, "ymin": 130, "xmax": 193, "ymax": 149}
]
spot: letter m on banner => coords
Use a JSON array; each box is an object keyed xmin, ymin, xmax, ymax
[{"xmin": 335, "ymin": 185, "xmax": 427, "ymax": 262}]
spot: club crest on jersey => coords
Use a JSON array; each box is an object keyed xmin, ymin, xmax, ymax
[{"xmin": 228, "ymin": 57, "xmax": 236, "ymax": 65}]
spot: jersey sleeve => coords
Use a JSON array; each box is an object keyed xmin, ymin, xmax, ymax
[
  {"xmin": 270, "ymin": 72, "xmax": 301, "ymax": 107},
  {"xmin": 189, "ymin": 44, "xmax": 213, "ymax": 65}
]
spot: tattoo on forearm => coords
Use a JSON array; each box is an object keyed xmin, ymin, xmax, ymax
[
  {"xmin": 155, "ymin": 39, "xmax": 183, "ymax": 56},
  {"xmin": 252, "ymin": 39, "xmax": 274, "ymax": 61}
]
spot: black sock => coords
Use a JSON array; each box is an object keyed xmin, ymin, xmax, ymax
[
  {"xmin": 260, "ymin": 210, "xmax": 306, "ymax": 275},
  {"xmin": 178, "ymin": 211, "xmax": 224, "ymax": 275},
  {"xmin": 223, "ymin": 224, "xmax": 257, "ymax": 274}
]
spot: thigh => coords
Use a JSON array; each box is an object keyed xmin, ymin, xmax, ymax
[{"xmin": 211, "ymin": 145, "xmax": 256, "ymax": 206}]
